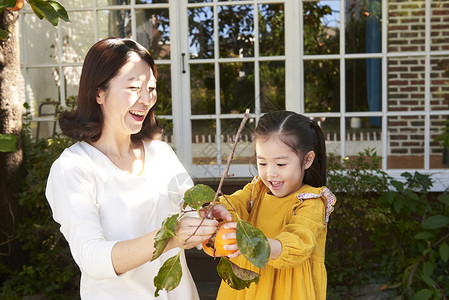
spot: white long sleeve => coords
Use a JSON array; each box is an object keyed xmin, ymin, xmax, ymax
[{"xmin": 46, "ymin": 140, "xmax": 199, "ymax": 299}]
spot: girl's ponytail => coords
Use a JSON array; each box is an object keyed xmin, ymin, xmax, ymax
[{"xmin": 303, "ymin": 120, "xmax": 327, "ymax": 187}]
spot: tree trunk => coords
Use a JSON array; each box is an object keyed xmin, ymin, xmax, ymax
[{"xmin": 0, "ymin": 9, "xmax": 23, "ymax": 268}]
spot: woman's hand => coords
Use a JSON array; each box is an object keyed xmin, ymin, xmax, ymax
[{"xmin": 169, "ymin": 216, "xmax": 218, "ymax": 250}]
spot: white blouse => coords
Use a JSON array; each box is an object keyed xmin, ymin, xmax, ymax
[{"xmin": 46, "ymin": 140, "xmax": 199, "ymax": 300}]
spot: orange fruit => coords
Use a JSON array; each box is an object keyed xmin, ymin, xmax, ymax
[
  {"xmin": 7, "ymin": 0, "xmax": 24, "ymax": 11},
  {"xmin": 202, "ymin": 226, "xmax": 236, "ymax": 257}
]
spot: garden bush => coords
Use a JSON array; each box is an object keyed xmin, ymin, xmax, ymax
[
  {"xmin": 0, "ymin": 104, "xmax": 79, "ymax": 299},
  {"xmin": 326, "ymin": 149, "xmax": 449, "ymax": 299}
]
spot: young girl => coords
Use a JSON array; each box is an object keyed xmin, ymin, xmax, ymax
[{"xmin": 210, "ymin": 110, "xmax": 336, "ymax": 300}]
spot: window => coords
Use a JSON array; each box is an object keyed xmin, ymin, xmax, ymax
[{"xmin": 20, "ymin": 0, "xmax": 449, "ymax": 190}]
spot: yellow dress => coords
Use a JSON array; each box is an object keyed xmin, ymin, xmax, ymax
[{"xmin": 216, "ymin": 176, "xmax": 336, "ymax": 300}]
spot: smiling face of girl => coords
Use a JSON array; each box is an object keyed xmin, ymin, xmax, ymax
[
  {"xmin": 96, "ymin": 52, "xmax": 157, "ymax": 137},
  {"xmin": 256, "ymin": 135, "xmax": 315, "ymax": 198}
]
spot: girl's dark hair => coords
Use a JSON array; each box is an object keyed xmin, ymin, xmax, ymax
[
  {"xmin": 59, "ymin": 37, "xmax": 162, "ymax": 143},
  {"xmin": 254, "ymin": 110, "xmax": 327, "ymax": 187}
]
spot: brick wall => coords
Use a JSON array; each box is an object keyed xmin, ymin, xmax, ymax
[{"xmin": 387, "ymin": 0, "xmax": 449, "ymax": 158}]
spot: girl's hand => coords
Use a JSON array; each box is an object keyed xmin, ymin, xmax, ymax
[
  {"xmin": 171, "ymin": 216, "xmax": 218, "ymax": 249},
  {"xmin": 199, "ymin": 203, "xmax": 232, "ymax": 222},
  {"xmin": 221, "ymin": 222, "xmax": 241, "ymax": 258}
]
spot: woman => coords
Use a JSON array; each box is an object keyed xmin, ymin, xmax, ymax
[{"xmin": 45, "ymin": 37, "xmax": 218, "ymax": 299}]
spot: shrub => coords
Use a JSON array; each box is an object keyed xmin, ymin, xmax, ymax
[
  {"xmin": 326, "ymin": 149, "xmax": 449, "ymax": 299},
  {"xmin": 0, "ymin": 104, "xmax": 79, "ymax": 299}
]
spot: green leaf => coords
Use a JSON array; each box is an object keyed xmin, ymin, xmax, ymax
[
  {"xmin": 437, "ymin": 193, "xmax": 449, "ymax": 206},
  {"xmin": 30, "ymin": 1, "xmax": 59, "ymax": 26},
  {"xmin": 421, "ymin": 215, "xmax": 449, "ymax": 229},
  {"xmin": 411, "ymin": 289, "xmax": 433, "ymax": 300},
  {"xmin": 422, "ymin": 261, "xmax": 433, "ymax": 277},
  {"xmin": 414, "ymin": 231, "xmax": 434, "ymax": 240},
  {"xmin": 152, "ymin": 213, "xmax": 179, "ymax": 261},
  {"xmin": 153, "ymin": 253, "xmax": 183, "ymax": 297},
  {"xmin": 183, "ymin": 184, "xmax": 215, "ymax": 210},
  {"xmin": 421, "ymin": 274, "xmax": 436, "ymax": 289},
  {"xmin": 216, "ymin": 257, "xmax": 260, "ymax": 290},
  {"xmin": 236, "ymin": 218, "xmax": 270, "ymax": 269},
  {"xmin": 46, "ymin": 1, "xmax": 70, "ymax": 22},
  {"xmin": 439, "ymin": 242, "xmax": 449, "ymax": 262},
  {"xmin": 0, "ymin": 28, "xmax": 8, "ymax": 40},
  {"xmin": 0, "ymin": 0, "xmax": 17, "ymax": 9},
  {"xmin": 0, "ymin": 134, "xmax": 18, "ymax": 152},
  {"xmin": 393, "ymin": 198, "xmax": 403, "ymax": 213}
]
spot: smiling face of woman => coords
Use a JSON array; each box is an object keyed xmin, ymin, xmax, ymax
[{"xmin": 96, "ymin": 52, "xmax": 157, "ymax": 137}]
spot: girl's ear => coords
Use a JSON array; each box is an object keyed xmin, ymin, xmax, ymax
[
  {"xmin": 304, "ymin": 151, "xmax": 315, "ymax": 170},
  {"xmin": 96, "ymin": 88, "xmax": 104, "ymax": 105}
]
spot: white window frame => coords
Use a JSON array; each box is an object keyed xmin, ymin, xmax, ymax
[{"xmin": 19, "ymin": 0, "xmax": 449, "ymax": 191}]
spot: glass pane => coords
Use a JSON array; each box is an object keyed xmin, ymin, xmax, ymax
[
  {"xmin": 23, "ymin": 15, "xmax": 58, "ymax": 65},
  {"xmin": 160, "ymin": 119, "xmax": 173, "ymax": 147},
  {"xmin": 221, "ymin": 118, "xmax": 255, "ymax": 165},
  {"xmin": 61, "ymin": 11, "xmax": 96, "ymax": 63},
  {"xmin": 260, "ymin": 61, "xmax": 285, "ymax": 112},
  {"xmin": 430, "ymin": 114, "xmax": 449, "ymax": 169},
  {"xmin": 98, "ymin": 9, "xmax": 132, "ymax": 39},
  {"xmin": 192, "ymin": 119, "xmax": 217, "ymax": 165},
  {"xmin": 218, "ymin": 5, "xmax": 254, "ymax": 58},
  {"xmin": 220, "ymin": 62, "xmax": 255, "ymax": 114},
  {"xmin": 387, "ymin": 56, "xmax": 425, "ymax": 112},
  {"xmin": 303, "ymin": 0, "xmax": 340, "ymax": 55},
  {"xmin": 345, "ymin": 0, "xmax": 382, "ymax": 54},
  {"xmin": 320, "ymin": 117, "xmax": 341, "ymax": 157},
  {"xmin": 259, "ymin": 4, "xmax": 285, "ymax": 56},
  {"xmin": 191, "ymin": 64, "xmax": 215, "ymax": 115},
  {"xmin": 387, "ymin": 115, "xmax": 424, "ymax": 169},
  {"xmin": 431, "ymin": 56, "xmax": 449, "ymax": 111},
  {"xmin": 189, "ymin": 0, "xmax": 212, "ymax": 3},
  {"xmin": 63, "ymin": 66, "xmax": 82, "ymax": 100},
  {"xmin": 136, "ymin": 9, "xmax": 170, "ymax": 60},
  {"xmin": 97, "ymin": 0, "xmax": 130, "ymax": 6},
  {"xmin": 346, "ymin": 58, "xmax": 382, "ymax": 114},
  {"xmin": 155, "ymin": 64, "xmax": 172, "ymax": 116},
  {"xmin": 304, "ymin": 59, "xmax": 340, "ymax": 113},
  {"xmin": 388, "ymin": 0, "xmax": 425, "ymax": 52},
  {"xmin": 188, "ymin": 6, "xmax": 214, "ymax": 59},
  {"xmin": 59, "ymin": 0, "xmax": 93, "ymax": 9},
  {"xmin": 431, "ymin": 0, "xmax": 449, "ymax": 51},
  {"xmin": 345, "ymin": 116, "xmax": 382, "ymax": 157},
  {"xmin": 136, "ymin": 0, "xmax": 168, "ymax": 4},
  {"xmin": 26, "ymin": 68, "xmax": 61, "ymax": 118}
]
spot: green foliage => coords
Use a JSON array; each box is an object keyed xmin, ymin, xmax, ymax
[
  {"xmin": 153, "ymin": 252, "xmax": 182, "ymax": 297},
  {"xmin": 235, "ymin": 218, "xmax": 270, "ymax": 269},
  {"xmin": 326, "ymin": 149, "xmax": 391, "ymax": 288},
  {"xmin": 374, "ymin": 172, "xmax": 449, "ymax": 299},
  {"xmin": 183, "ymin": 184, "xmax": 216, "ymax": 210},
  {"xmin": 326, "ymin": 149, "xmax": 449, "ymax": 299},
  {"xmin": 152, "ymin": 213, "xmax": 180, "ymax": 261},
  {"xmin": 153, "ymin": 182, "xmax": 270, "ymax": 294},
  {"xmin": 152, "ymin": 185, "xmax": 214, "ymax": 296},
  {"xmin": 216, "ymin": 257, "xmax": 259, "ymax": 290},
  {"xmin": 0, "ymin": 105, "xmax": 78, "ymax": 299},
  {"xmin": 0, "ymin": 0, "xmax": 69, "ymax": 40}
]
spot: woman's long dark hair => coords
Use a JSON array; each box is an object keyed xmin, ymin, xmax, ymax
[
  {"xmin": 59, "ymin": 37, "xmax": 162, "ymax": 143},
  {"xmin": 254, "ymin": 111, "xmax": 327, "ymax": 187}
]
